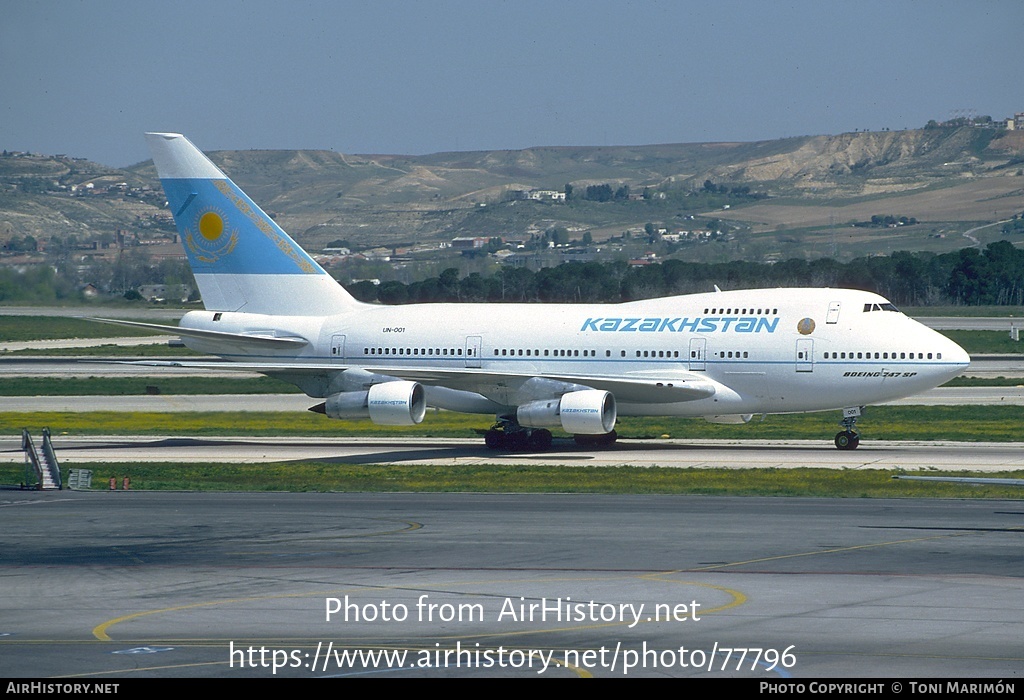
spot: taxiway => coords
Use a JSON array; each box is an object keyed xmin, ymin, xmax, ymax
[
  {"xmin": 2, "ymin": 435, "xmax": 1024, "ymax": 473},
  {"xmin": 0, "ymin": 490, "xmax": 1020, "ymax": 678}
]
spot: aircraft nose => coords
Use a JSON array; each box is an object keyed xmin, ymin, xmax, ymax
[{"xmin": 942, "ymin": 335, "xmax": 971, "ymax": 374}]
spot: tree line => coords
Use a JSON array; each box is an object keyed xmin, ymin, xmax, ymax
[
  {"xmin": 348, "ymin": 241, "xmax": 1024, "ymax": 308},
  {"xmin": 2, "ymin": 240, "xmax": 1022, "ymax": 307}
]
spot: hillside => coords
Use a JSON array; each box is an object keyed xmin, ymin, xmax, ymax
[{"xmin": 3, "ymin": 127, "xmax": 1023, "ymax": 252}]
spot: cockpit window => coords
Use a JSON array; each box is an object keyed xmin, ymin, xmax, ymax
[{"xmin": 863, "ymin": 302, "xmax": 901, "ymax": 313}]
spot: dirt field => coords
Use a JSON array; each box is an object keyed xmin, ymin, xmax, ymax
[{"xmin": 721, "ymin": 176, "xmax": 1024, "ymax": 230}]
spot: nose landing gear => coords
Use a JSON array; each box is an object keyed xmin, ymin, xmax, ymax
[{"xmin": 834, "ymin": 406, "xmax": 863, "ymax": 450}]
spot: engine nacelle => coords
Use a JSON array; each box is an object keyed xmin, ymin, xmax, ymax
[
  {"xmin": 517, "ymin": 389, "xmax": 616, "ymax": 435},
  {"xmin": 703, "ymin": 414, "xmax": 753, "ymax": 425},
  {"xmin": 322, "ymin": 381, "xmax": 426, "ymax": 425},
  {"xmin": 368, "ymin": 381, "xmax": 426, "ymax": 425}
]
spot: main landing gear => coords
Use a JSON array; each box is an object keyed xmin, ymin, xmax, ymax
[
  {"xmin": 484, "ymin": 421, "xmax": 553, "ymax": 451},
  {"xmin": 482, "ymin": 420, "xmax": 618, "ymax": 451},
  {"xmin": 834, "ymin": 406, "xmax": 863, "ymax": 450}
]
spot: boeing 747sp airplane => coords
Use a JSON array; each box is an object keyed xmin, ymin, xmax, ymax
[{"xmin": 103, "ymin": 133, "xmax": 970, "ymax": 451}]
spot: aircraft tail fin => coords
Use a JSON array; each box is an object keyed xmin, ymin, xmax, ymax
[{"xmin": 145, "ymin": 132, "xmax": 364, "ymax": 316}]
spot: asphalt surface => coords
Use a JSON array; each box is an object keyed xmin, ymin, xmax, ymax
[
  {"xmin": 3, "ymin": 435, "xmax": 1024, "ymax": 474},
  {"xmin": 1, "ymin": 490, "xmax": 1020, "ymax": 678}
]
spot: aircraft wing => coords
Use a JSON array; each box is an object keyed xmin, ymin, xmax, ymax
[
  {"xmin": 378, "ymin": 367, "xmax": 717, "ymax": 403},
  {"xmin": 113, "ymin": 360, "xmax": 717, "ymax": 404},
  {"xmin": 89, "ymin": 318, "xmax": 309, "ymax": 348}
]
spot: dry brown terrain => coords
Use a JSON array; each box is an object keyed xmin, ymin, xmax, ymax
[{"xmin": 721, "ymin": 176, "xmax": 1024, "ymax": 231}]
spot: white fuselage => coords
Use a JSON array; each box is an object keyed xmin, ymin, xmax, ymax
[{"xmin": 179, "ymin": 287, "xmax": 970, "ymax": 419}]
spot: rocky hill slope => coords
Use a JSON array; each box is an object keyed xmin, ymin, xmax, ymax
[{"xmin": 3, "ymin": 127, "xmax": 1022, "ymax": 248}]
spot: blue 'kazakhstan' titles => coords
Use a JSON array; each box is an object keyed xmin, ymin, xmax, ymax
[{"xmin": 580, "ymin": 316, "xmax": 779, "ymax": 333}]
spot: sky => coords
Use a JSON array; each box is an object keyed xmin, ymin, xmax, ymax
[{"xmin": 3, "ymin": 0, "xmax": 1022, "ymax": 167}]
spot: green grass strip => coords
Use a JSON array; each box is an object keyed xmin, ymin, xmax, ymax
[
  {"xmin": 2, "ymin": 405, "xmax": 1022, "ymax": 441},
  {"xmin": 939, "ymin": 330, "xmax": 1024, "ymax": 354},
  {"xmin": 943, "ymin": 376, "xmax": 1024, "ymax": 387},
  {"xmin": 0, "ymin": 316, "xmax": 160, "ymax": 342},
  {"xmin": 7, "ymin": 344, "xmax": 201, "ymax": 357},
  {"xmin": 4, "ymin": 463, "xmax": 1020, "ymax": 499},
  {"xmin": 0, "ymin": 376, "xmax": 301, "ymax": 396}
]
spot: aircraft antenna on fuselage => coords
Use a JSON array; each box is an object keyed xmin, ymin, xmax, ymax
[{"xmin": 145, "ymin": 132, "xmax": 364, "ymax": 316}]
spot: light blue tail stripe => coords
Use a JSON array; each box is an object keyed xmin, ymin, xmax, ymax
[{"xmin": 161, "ymin": 177, "xmax": 324, "ymax": 276}]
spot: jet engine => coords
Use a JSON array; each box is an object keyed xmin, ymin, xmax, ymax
[
  {"xmin": 516, "ymin": 389, "xmax": 616, "ymax": 435},
  {"xmin": 316, "ymin": 380, "xmax": 426, "ymax": 425}
]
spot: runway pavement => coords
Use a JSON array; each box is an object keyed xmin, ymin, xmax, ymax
[
  {"xmin": 2, "ymin": 435, "xmax": 1024, "ymax": 473},
  {"xmin": 918, "ymin": 316, "xmax": 1024, "ymax": 331},
  {"xmin": 0, "ymin": 336, "xmax": 177, "ymax": 353},
  {"xmin": 1, "ymin": 490, "xmax": 1020, "ymax": 678}
]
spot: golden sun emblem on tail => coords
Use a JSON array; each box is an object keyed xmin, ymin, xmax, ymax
[{"xmin": 184, "ymin": 207, "xmax": 238, "ymax": 263}]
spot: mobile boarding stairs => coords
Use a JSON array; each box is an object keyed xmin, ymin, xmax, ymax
[{"xmin": 21, "ymin": 428, "xmax": 61, "ymax": 490}]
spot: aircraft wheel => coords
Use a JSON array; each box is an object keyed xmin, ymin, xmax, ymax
[
  {"xmin": 597, "ymin": 429, "xmax": 618, "ymax": 446},
  {"xmin": 834, "ymin": 431, "xmax": 859, "ymax": 450},
  {"xmin": 505, "ymin": 431, "xmax": 529, "ymax": 451},
  {"xmin": 529, "ymin": 429, "xmax": 553, "ymax": 451},
  {"xmin": 484, "ymin": 429, "xmax": 505, "ymax": 450}
]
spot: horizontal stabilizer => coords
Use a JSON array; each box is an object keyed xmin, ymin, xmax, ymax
[{"xmin": 89, "ymin": 318, "xmax": 309, "ymax": 348}]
